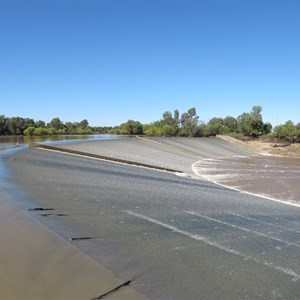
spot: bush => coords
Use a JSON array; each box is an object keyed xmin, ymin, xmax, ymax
[
  {"xmin": 273, "ymin": 121, "xmax": 296, "ymax": 139},
  {"xmin": 24, "ymin": 126, "xmax": 35, "ymax": 136}
]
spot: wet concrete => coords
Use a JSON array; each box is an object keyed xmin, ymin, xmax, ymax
[{"xmin": 4, "ymin": 139, "xmax": 300, "ymax": 299}]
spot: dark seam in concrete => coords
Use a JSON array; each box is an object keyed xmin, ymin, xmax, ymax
[{"xmin": 91, "ymin": 280, "xmax": 131, "ymax": 299}]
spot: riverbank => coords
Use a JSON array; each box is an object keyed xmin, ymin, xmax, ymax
[
  {"xmin": 246, "ymin": 139, "xmax": 300, "ymax": 158},
  {"xmin": 217, "ymin": 135, "xmax": 300, "ymax": 158}
]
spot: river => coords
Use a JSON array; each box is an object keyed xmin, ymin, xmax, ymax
[{"xmin": 195, "ymin": 155, "xmax": 300, "ymax": 206}]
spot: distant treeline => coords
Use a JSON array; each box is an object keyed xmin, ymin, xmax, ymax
[
  {"xmin": 110, "ymin": 106, "xmax": 300, "ymax": 141},
  {"xmin": 0, "ymin": 116, "xmax": 111, "ymax": 136},
  {"xmin": 1, "ymin": 106, "xmax": 300, "ymax": 141}
]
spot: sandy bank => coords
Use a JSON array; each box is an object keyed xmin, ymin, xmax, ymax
[
  {"xmin": 217, "ymin": 135, "xmax": 300, "ymax": 158},
  {"xmin": 246, "ymin": 140, "xmax": 300, "ymax": 158},
  {"xmin": 0, "ymin": 188, "xmax": 143, "ymax": 300}
]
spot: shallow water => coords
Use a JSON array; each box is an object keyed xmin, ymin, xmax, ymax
[
  {"xmin": 195, "ymin": 156, "xmax": 300, "ymax": 205},
  {"xmin": 6, "ymin": 148, "xmax": 300, "ymax": 299},
  {"xmin": 0, "ymin": 134, "xmax": 125, "ymax": 149},
  {"xmin": 0, "ymin": 135, "xmax": 143, "ymax": 300}
]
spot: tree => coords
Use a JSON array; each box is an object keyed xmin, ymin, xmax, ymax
[
  {"xmin": 34, "ymin": 127, "xmax": 49, "ymax": 136},
  {"xmin": 206, "ymin": 118, "xmax": 228, "ymax": 136},
  {"xmin": 117, "ymin": 120, "xmax": 143, "ymax": 135},
  {"xmin": 128, "ymin": 120, "xmax": 143, "ymax": 135},
  {"xmin": 0, "ymin": 115, "xmax": 8, "ymax": 135},
  {"xmin": 24, "ymin": 126, "xmax": 35, "ymax": 136},
  {"xmin": 48, "ymin": 117, "xmax": 64, "ymax": 130},
  {"xmin": 75, "ymin": 127, "xmax": 92, "ymax": 134},
  {"xmin": 65, "ymin": 122, "xmax": 76, "ymax": 134},
  {"xmin": 161, "ymin": 125, "xmax": 175, "ymax": 136},
  {"xmin": 237, "ymin": 106, "xmax": 265, "ymax": 137},
  {"xmin": 162, "ymin": 111, "xmax": 174, "ymax": 126},
  {"xmin": 174, "ymin": 109, "xmax": 180, "ymax": 124},
  {"xmin": 180, "ymin": 107, "xmax": 199, "ymax": 136},
  {"xmin": 7, "ymin": 117, "xmax": 33, "ymax": 135},
  {"xmin": 79, "ymin": 119, "xmax": 89, "ymax": 128},
  {"xmin": 35, "ymin": 120, "xmax": 46, "ymax": 128},
  {"xmin": 223, "ymin": 116, "xmax": 238, "ymax": 133},
  {"xmin": 296, "ymin": 123, "xmax": 300, "ymax": 139},
  {"xmin": 161, "ymin": 111, "xmax": 179, "ymax": 135},
  {"xmin": 273, "ymin": 120, "xmax": 296, "ymax": 139},
  {"xmin": 262, "ymin": 122, "xmax": 272, "ymax": 135}
]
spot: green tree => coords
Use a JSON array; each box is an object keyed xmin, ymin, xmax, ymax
[
  {"xmin": 262, "ymin": 122, "xmax": 272, "ymax": 135},
  {"xmin": 48, "ymin": 117, "xmax": 64, "ymax": 131},
  {"xmin": 237, "ymin": 106, "xmax": 266, "ymax": 137},
  {"xmin": 161, "ymin": 111, "xmax": 179, "ymax": 135},
  {"xmin": 23, "ymin": 126, "xmax": 35, "ymax": 136},
  {"xmin": 223, "ymin": 116, "xmax": 238, "ymax": 133},
  {"xmin": 0, "ymin": 115, "xmax": 8, "ymax": 135},
  {"xmin": 206, "ymin": 118, "xmax": 226, "ymax": 136},
  {"xmin": 65, "ymin": 122, "xmax": 76, "ymax": 134},
  {"xmin": 7, "ymin": 117, "xmax": 33, "ymax": 135},
  {"xmin": 174, "ymin": 109, "xmax": 180, "ymax": 124},
  {"xmin": 75, "ymin": 127, "xmax": 93, "ymax": 134},
  {"xmin": 35, "ymin": 120, "xmax": 46, "ymax": 128},
  {"xmin": 79, "ymin": 119, "xmax": 89, "ymax": 128},
  {"xmin": 161, "ymin": 124, "xmax": 175, "ymax": 136},
  {"xmin": 273, "ymin": 120, "xmax": 296, "ymax": 139},
  {"xmin": 34, "ymin": 127, "xmax": 49, "ymax": 136},
  {"xmin": 162, "ymin": 111, "xmax": 174, "ymax": 125},
  {"xmin": 180, "ymin": 107, "xmax": 199, "ymax": 136},
  {"xmin": 296, "ymin": 122, "xmax": 300, "ymax": 139},
  {"xmin": 117, "ymin": 120, "xmax": 143, "ymax": 135}
]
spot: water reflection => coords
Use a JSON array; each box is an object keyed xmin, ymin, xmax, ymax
[{"xmin": 0, "ymin": 134, "xmax": 124, "ymax": 151}]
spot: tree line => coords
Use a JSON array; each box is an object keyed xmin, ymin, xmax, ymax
[
  {"xmin": 1, "ymin": 106, "xmax": 300, "ymax": 141},
  {"xmin": 0, "ymin": 116, "xmax": 111, "ymax": 136},
  {"xmin": 110, "ymin": 106, "xmax": 299, "ymax": 141}
]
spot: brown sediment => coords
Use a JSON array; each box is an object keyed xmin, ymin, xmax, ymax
[
  {"xmin": 216, "ymin": 135, "xmax": 271, "ymax": 156},
  {"xmin": 218, "ymin": 135, "xmax": 300, "ymax": 158},
  {"xmin": 246, "ymin": 140, "xmax": 300, "ymax": 158},
  {"xmin": 0, "ymin": 189, "xmax": 143, "ymax": 300}
]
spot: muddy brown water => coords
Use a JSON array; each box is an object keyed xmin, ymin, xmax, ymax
[{"xmin": 195, "ymin": 155, "xmax": 300, "ymax": 205}]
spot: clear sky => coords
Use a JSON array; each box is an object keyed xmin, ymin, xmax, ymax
[{"xmin": 1, "ymin": 0, "xmax": 299, "ymax": 127}]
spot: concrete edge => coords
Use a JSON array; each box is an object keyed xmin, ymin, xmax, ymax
[
  {"xmin": 216, "ymin": 135, "xmax": 272, "ymax": 156},
  {"xmin": 29, "ymin": 143, "xmax": 183, "ymax": 174},
  {"xmin": 135, "ymin": 136, "xmax": 197, "ymax": 157}
]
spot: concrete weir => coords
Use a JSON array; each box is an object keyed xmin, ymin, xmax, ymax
[
  {"xmin": 5, "ymin": 137, "xmax": 299, "ymax": 299},
  {"xmin": 29, "ymin": 142, "xmax": 183, "ymax": 173}
]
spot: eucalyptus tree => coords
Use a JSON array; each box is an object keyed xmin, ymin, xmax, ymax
[
  {"xmin": 7, "ymin": 117, "xmax": 34, "ymax": 135},
  {"xmin": 180, "ymin": 107, "xmax": 199, "ymax": 136},
  {"xmin": 223, "ymin": 116, "xmax": 238, "ymax": 133},
  {"xmin": 0, "ymin": 115, "xmax": 8, "ymax": 135},
  {"xmin": 206, "ymin": 117, "xmax": 230, "ymax": 136},
  {"xmin": 48, "ymin": 117, "xmax": 64, "ymax": 131},
  {"xmin": 273, "ymin": 120, "xmax": 296, "ymax": 139},
  {"xmin": 237, "ymin": 106, "xmax": 266, "ymax": 137},
  {"xmin": 35, "ymin": 120, "xmax": 46, "ymax": 128},
  {"xmin": 79, "ymin": 119, "xmax": 89, "ymax": 128}
]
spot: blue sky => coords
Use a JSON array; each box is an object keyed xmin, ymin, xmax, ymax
[{"xmin": 1, "ymin": 0, "xmax": 299, "ymax": 127}]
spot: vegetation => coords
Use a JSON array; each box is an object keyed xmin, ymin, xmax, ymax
[
  {"xmin": 108, "ymin": 106, "xmax": 273, "ymax": 138},
  {"xmin": 273, "ymin": 120, "xmax": 300, "ymax": 142},
  {"xmin": 0, "ymin": 115, "xmax": 112, "ymax": 136},
  {"xmin": 1, "ymin": 106, "xmax": 299, "ymax": 142}
]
